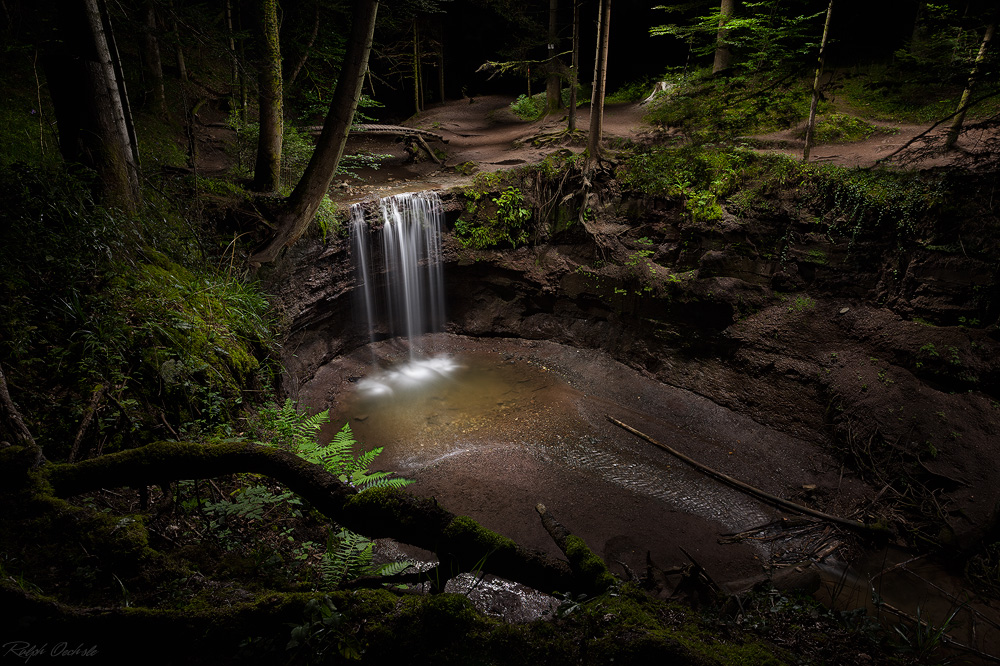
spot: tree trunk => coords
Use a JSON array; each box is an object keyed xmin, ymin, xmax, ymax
[
  {"xmin": 169, "ymin": 0, "xmax": 188, "ymax": 82},
  {"xmin": 288, "ymin": 1, "xmax": 320, "ymax": 87},
  {"xmin": 545, "ymin": 0, "xmax": 561, "ymax": 113},
  {"xmin": 47, "ymin": 0, "xmax": 140, "ymax": 210},
  {"xmin": 803, "ymin": 0, "xmax": 834, "ymax": 162},
  {"xmin": 712, "ymin": 0, "xmax": 734, "ymax": 74},
  {"xmin": 412, "ymin": 18, "xmax": 422, "ymax": 114},
  {"xmin": 143, "ymin": 0, "xmax": 168, "ymax": 117},
  {"xmin": 252, "ymin": 0, "xmax": 283, "ymax": 193},
  {"xmin": 945, "ymin": 20, "xmax": 995, "ymax": 150},
  {"xmin": 0, "ymin": 364, "xmax": 43, "ymax": 467},
  {"xmin": 250, "ymin": 0, "xmax": 379, "ymax": 264},
  {"xmin": 437, "ymin": 20, "xmax": 446, "ymax": 103},
  {"xmin": 568, "ymin": 0, "xmax": 579, "ymax": 131},
  {"xmin": 46, "ymin": 440, "xmax": 578, "ymax": 593},
  {"xmin": 587, "ymin": 0, "xmax": 610, "ymax": 160}
]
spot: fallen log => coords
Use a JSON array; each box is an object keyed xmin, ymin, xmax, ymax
[
  {"xmin": 307, "ymin": 123, "xmax": 450, "ymax": 143},
  {"xmin": 606, "ymin": 415, "xmax": 882, "ymax": 534},
  {"xmin": 46, "ymin": 440, "xmax": 575, "ymax": 594},
  {"xmin": 535, "ymin": 503, "xmax": 617, "ymax": 594}
]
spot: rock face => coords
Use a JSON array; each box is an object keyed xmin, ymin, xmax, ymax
[{"xmin": 272, "ymin": 180, "xmax": 1000, "ymax": 548}]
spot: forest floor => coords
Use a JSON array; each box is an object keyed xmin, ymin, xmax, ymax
[{"xmin": 328, "ymin": 94, "xmax": 996, "ymax": 202}]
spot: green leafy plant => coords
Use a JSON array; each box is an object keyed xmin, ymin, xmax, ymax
[
  {"xmin": 319, "ymin": 528, "xmax": 412, "ymax": 589},
  {"xmin": 455, "ymin": 186, "xmax": 532, "ymax": 250},
  {"xmin": 255, "ymin": 399, "xmax": 412, "ymax": 492},
  {"xmin": 510, "ymin": 94, "xmax": 543, "ymax": 120},
  {"xmin": 286, "ymin": 596, "xmax": 361, "ymax": 662}
]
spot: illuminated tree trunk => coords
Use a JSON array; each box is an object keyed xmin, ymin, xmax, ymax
[
  {"xmin": 545, "ymin": 0, "xmax": 561, "ymax": 113},
  {"xmin": 712, "ymin": 0, "xmax": 734, "ymax": 74},
  {"xmin": 945, "ymin": 20, "xmax": 995, "ymax": 150},
  {"xmin": 251, "ymin": 0, "xmax": 379, "ymax": 264},
  {"xmin": 253, "ymin": 0, "xmax": 283, "ymax": 192},
  {"xmin": 587, "ymin": 0, "xmax": 610, "ymax": 159},
  {"xmin": 803, "ymin": 0, "xmax": 834, "ymax": 162}
]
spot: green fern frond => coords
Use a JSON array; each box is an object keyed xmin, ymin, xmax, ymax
[
  {"xmin": 376, "ymin": 560, "xmax": 414, "ymax": 577},
  {"xmin": 351, "ymin": 471, "xmax": 414, "ymax": 492},
  {"xmin": 352, "ymin": 447, "xmax": 383, "ymax": 473}
]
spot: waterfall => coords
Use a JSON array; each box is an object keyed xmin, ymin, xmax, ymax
[{"xmin": 349, "ymin": 191, "xmax": 445, "ymax": 357}]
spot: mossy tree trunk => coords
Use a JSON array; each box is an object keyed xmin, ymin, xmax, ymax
[
  {"xmin": 803, "ymin": 0, "xmax": 834, "ymax": 162},
  {"xmin": 46, "ymin": 440, "xmax": 578, "ymax": 592},
  {"xmin": 945, "ymin": 19, "xmax": 996, "ymax": 150},
  {"xmin": 252, "ymin": 0, "xmax": 283, "ymax": 193},
  {"xmin": 250, "ymin": 0, "xmax": 379, "ymax": 264}
]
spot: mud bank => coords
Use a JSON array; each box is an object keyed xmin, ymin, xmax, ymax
[{"xmin": 269, "ymin": 170, "xmax": 1000, "ymax": 585}]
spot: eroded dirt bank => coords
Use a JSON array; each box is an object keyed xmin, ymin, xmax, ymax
[{"xmin": 270, "ymin": 168, "xmax": 1000, "ymax": 590}]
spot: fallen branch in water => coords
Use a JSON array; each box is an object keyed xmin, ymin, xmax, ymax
[{"xmin": 606, "ymin": 415, "xmax": 882, "ymax": 534}]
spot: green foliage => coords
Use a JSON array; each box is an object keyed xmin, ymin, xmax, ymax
[
  {"xmin": 810, "ymin": 113, "xmax": 894, "ymax": 144},
  {"xmin": 227, "ymin": 114, "xmax": 389, "ymax": 192},
  {"xmin": 0, "ymin": 164, "xmax": 276, "ymax": 453},
  {"xmin": 644, "ymin": 68, "xmax": 814, "ymax": 140},
  {"xmin": 607, "ymin": 79, "xmax": 656, "ymax": 104},
  {"xmin": 652, "ymin": 1, "xmax": 824, "ymax": 73},
  {"xmin": 815, "ymin": 166, "xmax": 948, "ymax": 244},
  {"xmin": 838, "ymin": 61, "xmax": 1000, "ymax": 124},
  {"xmin": 285, "ymin": 596, "xmax": 362, "ymax": 662},
  {"xmin": 510, "ymin": 93, "xmax": 543, "ymax": 121},
  {"xmin": 455, "ymin": 186, "xmax": 532, "ymax": 249},
  {"xmin": 254, "ymin": 399, "xmax": 412, "ymax": 492},
  {"xmin": 319, "ymin": 528, "xmax": 412, "ymax": 589}
]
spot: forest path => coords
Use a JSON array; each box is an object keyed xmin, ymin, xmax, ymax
[{"xmin": 332, "ymin": 93, "xmax": 994, "ymax": 203}]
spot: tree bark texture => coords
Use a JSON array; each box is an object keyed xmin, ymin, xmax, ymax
[
  {"xmin": 0, "ymin": 365, "xmax": 42, "ymax": 468},
  {"xmin": 143, "ymin": 0, "xmax": 167, "ymax": 116},
  {"xmin": 712, "ymin": 0, "xmax": 735, "ymax": 74},
  {"xmin": 545, "ymin": 0, "xmax": 561, "ymax": 113},
  {"xmin": 945, "ymin": 21, "xmax": 995, "ymax": 150},
  {"xmin": 413, "ymin": 18, "xmax": 422, "ymax": 114},
  {"xmin": 46, "ymin": 0, "xmax": 140, "ymax": 209},
  {"xmin": 250, "ymin": 0, "xmax": 379, "ymax": 264},
  {"xmin": 47, "ymin": 440, "xmax": 577, "ymax": 593},
  {"xmin": 587, "ymin": 0, "xmax": 611, "ymax": 159},
  {"xmin": 169, "ymin": 0, "xmax": 188, "ymax": 82},
  {"xmin": 803, "ymin": 0, "xmax": 834, "ymax": 162},
  {"xmin": 253, "ymin": 0, "xmax": 283, "ymax": 192},
  {"xmin": 568, "ymin": 0, "xmax": 579, "ymax": 131}
]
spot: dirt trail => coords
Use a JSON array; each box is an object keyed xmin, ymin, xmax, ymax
[
  {"xmin": 330, "ymin": 95, "xmax": 994, "ymax": 203},
  {"xmin": 335, "ymin": 96, "xmax": 649, "ymax": 200}
]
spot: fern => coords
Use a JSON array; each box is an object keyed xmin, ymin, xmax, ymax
[
  {"xmin": 319, "ymin": 528, "xmax": 414, "ymax": 589},
  {"xmin": 255, "ymin": 400, "xmax": 412, "ymax": 492}
]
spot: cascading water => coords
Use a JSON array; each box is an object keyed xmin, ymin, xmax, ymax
[
  {"xmin": 349, "ymin": 191, "xmax": 456, "ymax": 396},
  {"xmin": 349, "ymin": 191, "xmax": 446, "ymax": 355}
]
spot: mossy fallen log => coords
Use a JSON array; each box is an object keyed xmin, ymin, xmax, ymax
[{"xmin": 45, "ymin": 440, "xmax": 575, "ymax": 594}]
